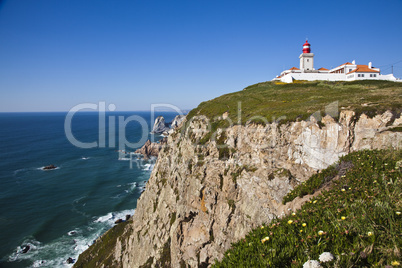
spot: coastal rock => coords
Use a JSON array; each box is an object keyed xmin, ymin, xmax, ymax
[
  {"xmin": 75, "ymin": 110, "xmax": 402, "ymax": 268},
  {"xmin": 115, "ymin": 219, "xmax": 123, "ymax": 224},
  {"xmin": 21, "ymin": 245, "xmax": 30, "ymax": 254},
  {"xmin": 134, "ymin": 138, "xmax": 167, "ymax": 158},
  {"xmin": 43, "ymin": 164, "xmax": 57, "ymax": 170},
  {"xmin": 151, "ymin": 116, "xmax": 170, "ymax": 134},
  {"xmin": 171, "ymin": 115, "xmax": 186, "ymax": 129}
]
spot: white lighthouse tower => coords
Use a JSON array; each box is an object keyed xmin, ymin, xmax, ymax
[{"xmin": 299, "ymin": 40, "xmax": 314, "ymax": 72}]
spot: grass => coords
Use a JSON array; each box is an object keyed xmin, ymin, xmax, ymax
[
  {"xmin": 74, "ymin": 220, "xmax": 132, "ymax": 268},
  {"xmin": 183, "ymin": 80, "xmax": 402, "ymax": 143},
  {"xmin": 212, "ymin": 149, "xmax": 402, "ymax": 267}
]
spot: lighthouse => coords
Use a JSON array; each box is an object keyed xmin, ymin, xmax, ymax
[{"xmin": 299, "ymin": 40, "xmax": 314, "ymax": 72}]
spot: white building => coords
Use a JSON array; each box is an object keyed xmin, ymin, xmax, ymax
[{"xmin": 273, "ymin": 40, "xmax": 400, "ymax": 83}]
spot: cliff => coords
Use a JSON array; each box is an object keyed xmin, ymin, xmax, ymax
[{"xmin": 75, "ymin": 81, "xmax": 402, "ymax": 267}]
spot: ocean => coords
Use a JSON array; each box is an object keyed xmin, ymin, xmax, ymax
[{"xmin": 0, "ymin": 111, "xmax": 179, "ymax": 267}]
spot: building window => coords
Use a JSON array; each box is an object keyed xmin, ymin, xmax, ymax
[
  {"xmin": 307, "ymin": 59, "xmax": 309, "ymax": 62},
  {"xmin": 374, "ymin": 74, "xmax": 377, "ymax": 77},
  {"xmin": 349, "ymin": 69, "xmax": 352, "ymax": 72},
  {"xmin": 361, "ymin": 74, "xmax": 364, "ymax": 77},
  {"xmin": 370, "ymin": 74, "xmax": 373, "ymax": 77}
]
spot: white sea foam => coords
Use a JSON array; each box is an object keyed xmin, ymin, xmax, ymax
[
  {"xmin": 118, "ymin": 157, "xmax": 131, "ymax": 161},
  {"xmin": 81, "ymin": 157, "xmax": 90, "ymax": 160},
  {"xmin": 142, "ymin": 163, "xmax": 155, "ymax": 171},
  {"xmin": 7, "ymin": 209, "xmax": 136, "ymax": 267}
]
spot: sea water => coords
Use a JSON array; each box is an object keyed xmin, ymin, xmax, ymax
[{"xmin": 0, "ymin": 111, "xmax": 179, "ymax": 267}]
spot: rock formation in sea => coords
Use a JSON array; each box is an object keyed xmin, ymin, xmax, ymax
[
  {"xmin": 151, "ymin": 116, "xmax": 170, "ymax": 134},
  {"xmin": 134, "ymin": 138, "xmax": 167, "ymax": 159},
  {"xmin": 75, "ymin": 110, "xmax": 402, "ymax": 268}
]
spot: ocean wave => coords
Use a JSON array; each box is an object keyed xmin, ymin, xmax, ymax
[
  {"xmin": 7, "ymin": 209, "xmax": 135, "ymax": 267},
  {"xmin": 93, "ymin": 208, "xmax": 135, "ymax": 226},
  {"xmin": 142, "ymin": 163, "xmax": 154, "ymax": 171}
]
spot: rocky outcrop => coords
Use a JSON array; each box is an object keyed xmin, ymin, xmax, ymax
[
  {"xmin": 134, "ymin": 138, "xmax": 167, "ymax": 158},
  {"xmin": 151, "ymin": 116, "xmax": 170, "ymax": 134},
  {"xmin": 75, "ymin": 110, "xmax": 401, "ymax": 268},
  {"xmin": 170, "ymin": 115, "xmax": 186, "ymax": 129}
]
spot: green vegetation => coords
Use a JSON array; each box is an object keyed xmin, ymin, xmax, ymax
[
  {"xmin": 184, "ymin": 80, "xmax": 402, "ymax": 143},
  {"xmin": 213, "ymin": 149, "xmax": 402, "ymax": 267},
  {"xmin": 74, "ymin": 220, "xmax": 132, "ymax": 268}
]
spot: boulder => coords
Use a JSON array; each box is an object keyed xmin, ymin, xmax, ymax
[
  {"xmin": 115, "ymin": 219, "xmax": 123, "ymax": 224},
  {"xmin": 21, "ymin": 245, "xmax": 30, "ymax": 254},
  {"xmin": 66, "ymin": 257, "xmax": 75, "ymax": 264}
]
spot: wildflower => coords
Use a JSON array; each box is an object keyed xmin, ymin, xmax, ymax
[
  {"xmin": 341, "ymin": 216, "xmax": 346, "ymax": 220},
  {"xmin": 341, "ymin": 189, "xmax": 345, "ymax": 192},
  {"xmin": 248, "ymin": 242, "xmax": 252, "ymax": 246},
  {"xmin": 318, "ymin": 230, "xmax": 324, "ymax": 236},
  {"xmin": 260, "ymin": 226, "xmax": 264, "ymax": 229},
  {"xmin": 391, "ymin": 260, "xmax": 400, "ymax": 266},
  {"xmin": 319, "ymin": 252, "xmax": 334, "ymax": 262},
  {"xmin": 397, "ymin": 211, "xmax": 401, "ymax": 215},
  {"xmin": 373, "ymin": 180, "xmax": 377, "ymax": 183},
  {"xmin": 367, "ymin": 231, "xmax": 373, "ymax": 237},
  {"xmin": 292, "ymin": 212, "xmax": 296, "ymax": 216},
  {"xmin": 313, "ymin": 200, "xmax": 317, "ymax": 204},
  {"xmin": 302, "ymin": 223, "xmax": 307, "ymax": 227},
  {"xmin": 261, "ymin": 236, "xmax": 269, "ymax": 243},
  {"xmin": 303, "ymin": 260, "xmax": 322, "ymax": 268},
  {"xmin": 288, "ymin": 220, "xmax": 293, "ymax": 224},
  {"xmin": 300, "ymin": 230, "xmax": 303, "ymax": 233}
]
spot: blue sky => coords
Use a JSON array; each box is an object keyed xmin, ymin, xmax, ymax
[{"xmin": 0, "ymin": 0, "xmax": 401, "ymax": 112}]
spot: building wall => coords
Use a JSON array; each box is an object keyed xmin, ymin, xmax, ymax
[
  {"xmin": 281, "ymin": 73, "xmax": 346, "ymax": 83},
  {"xmin": 279, "ymin": 72, "xmax": 399, "ymax": 83},
  {"xmin": 299, "ymin": 53, "xmax": 314, "ymax": 71}
]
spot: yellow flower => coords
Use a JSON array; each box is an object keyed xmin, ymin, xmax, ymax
[
  {"xmin": 318, "ymin": 230, "xmax": 324, "ymax": 236},
  {"xmin": 288, "ymin": 220, "xmax": 293, "ymax": 224},
  {"xmin": 313, "ymin": 200, "xmax": 317, "ymax": 204},
  {"xmin": 302, "ymin": 223, "xmax": 307, "ymax": 227},
  {"xmin": 373, "ymin": 180, "xmax": 377, "ymax": 183},
  {"xmin": 391, "ymin": 260, "xmax": 400, "ymax": 266},
  {"xmin": 292, "ymin": 212, "xmax": 296, "ymax": 216},
  {"xmin": 261, "ymin": 236, "xmax": 269, "ymax": 243},
  {"xmin": 341, "ymin": 189, "xmax": 345, "ymax": 192},
  {"xmin": 396, "ymin": 211, "xmax": 401, "ymax": 215},
  {"xmin": 260, "ymin": 226, "xmax": 264, "ymax": 229},
  {"xmin": 367, "ymin": 231, "xmax": 373, "ymax": 237},
  {"xmin": 300, "ymin": 230, "xmax": 303, "ymax": 233},
  {"xmin": 341, "ymin": 216, "xmax": 346, "ymax": 220}
]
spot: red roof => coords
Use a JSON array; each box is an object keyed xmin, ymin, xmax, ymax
[
  {"xmin": 335, "ymin": 62, "xmax": 353, "ymax": 68},
  {"xmin": 347, "ymin": 65, "xmax": 380, "ymax": 74},
  {"xmin": 289, "ymin": 67, "xmax": 300, "ymax": 70},
  {"xmin": 318, "ymin": 67, "xmax": 329, "ymax": 71}
]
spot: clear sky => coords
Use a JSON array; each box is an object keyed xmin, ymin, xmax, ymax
[{"xmin": 0, "ymin": 0, "xmax": 401, "ymax": 112}]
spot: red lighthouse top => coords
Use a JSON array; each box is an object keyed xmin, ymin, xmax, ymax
[{"xmin": 302, "ymin": 40, "xmax": 311, "ymax": 53}]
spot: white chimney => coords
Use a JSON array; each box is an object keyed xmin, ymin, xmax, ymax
[
  {"xmin": 368, "ymin": 62, "xmax": 372, "ymax": 68},
  {"xmin": 352, "ymin": 60, "xmax": 356, "ymax": 65}
]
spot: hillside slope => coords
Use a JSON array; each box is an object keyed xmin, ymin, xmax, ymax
[{"xmin": 74, "ymin": 81, "xmax": 402, "ymax": 267}]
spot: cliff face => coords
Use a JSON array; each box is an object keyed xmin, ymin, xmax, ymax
[{"xmin": 76, "ymin": 110, "xmax": 401, "ymax": 268}]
